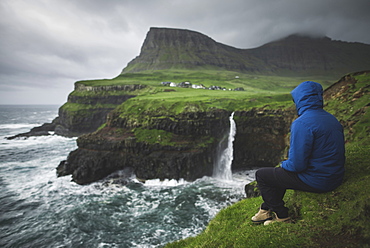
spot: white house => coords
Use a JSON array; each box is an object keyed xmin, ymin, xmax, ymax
[{"xmin": 192, "ymin": 84, "xmax": 205, "ymax": 89}]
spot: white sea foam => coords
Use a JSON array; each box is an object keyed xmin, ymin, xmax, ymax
[
  {"xmin": 0, "ymin": 123, "xmax": 39, "ymax": 130},
  {"xmin": 143, "ymin": 178, "xmax": 188, "ymax": 187},
  {"xmin": 1, "ymin": 135, "xmax": 76, "ymax": 150}
]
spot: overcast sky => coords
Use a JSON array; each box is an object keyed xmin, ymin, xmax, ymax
[{"xmin": 1, "ymin": 0, "xmax": 370, "ymax": 105}]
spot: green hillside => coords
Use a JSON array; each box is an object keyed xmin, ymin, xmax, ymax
[{"xmin": 69, "ymin": 70, "xmax": 336, "ymax": 114}]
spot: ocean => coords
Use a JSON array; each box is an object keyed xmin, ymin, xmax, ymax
[{"xmin": 0, "ymin": 105, "xmax": 255, "ymax": 248}]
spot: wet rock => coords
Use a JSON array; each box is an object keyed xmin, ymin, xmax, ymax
[
  {"xmin": 6, "ymin": 122, "xmax": 56, "ymax": 140},
  {"xmin": 244, "ymin": 181, "xmax": 260, "ymax": 198}
]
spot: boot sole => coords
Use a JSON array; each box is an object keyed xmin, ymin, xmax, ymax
[{"xmin": 251, "ymin": 217, "xmax": 273, "ymax": 224}]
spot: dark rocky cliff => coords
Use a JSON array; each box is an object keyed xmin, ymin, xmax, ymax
[
  {"xmin": 122, "ymin": 28, "xmax": 370, "ymax": 77},
  {"xmin": 233, "ymin": 109, "xmax": 294, "ymax": 170},
  {"xmin": 54, "ymin": 84, "xmax": 145, "ymax": 137},
  {"xmin": 57, "ymin": 108, "xmax": 295, "ymax": 184},
  {"xmin": 57, "ymin": 110, "xmax": 230, "ymax": 184}
]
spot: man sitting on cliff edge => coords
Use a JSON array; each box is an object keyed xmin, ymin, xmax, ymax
[{"xmin": 251, "ymin": 81, "xmax": 345, "ymax": 225}]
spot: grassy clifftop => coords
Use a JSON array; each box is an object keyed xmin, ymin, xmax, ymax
[
  {"xmin": 165, "ymin": 72, "xmax": 370, "ymax": 247},
  {"xmin": 73, "ymin": 70, "xmax": 335, "ymax": 114}
]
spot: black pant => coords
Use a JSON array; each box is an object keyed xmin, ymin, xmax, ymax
[{"xmin": 255, "ymin": 167, "xmax": 324, "ymax": 218}]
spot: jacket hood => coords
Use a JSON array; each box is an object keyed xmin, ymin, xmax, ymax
[{"xmin": 291, "ymin": 81, "xmax": 323, "ymax": 116}]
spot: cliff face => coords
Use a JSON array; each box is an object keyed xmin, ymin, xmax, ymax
[
  {"xmin": 233, "ymin": 109, "xmax": 294, "ymax": 169},
  {"xmin": 57, "ymin": 108, "xmax": 295, "ymax": 184},
  {"xmin": 57, "ymin": 110, "xmax": 230, "ymax": 184},
  {"xmin": 54, "ymin": 84, "xmax": 145, "ymax": 137},
  {"xmin": 122, "ymin": 28, "xmax": 370, "ymax": 76}
]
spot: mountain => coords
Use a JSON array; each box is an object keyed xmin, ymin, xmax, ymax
[
  {"xmin": 122, "ymin": 27, "xmax": 262, "ymax": 73},
  {"xmin": 248, "ymin": 35, "xmax": 370, "ymax": 75},
  {"xmin": 122, "ymin": 27, "xmax": 370, "ymax": 77}
]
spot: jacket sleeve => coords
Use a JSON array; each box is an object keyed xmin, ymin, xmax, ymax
[{"xmin": 281, "ymin": 120, "xmax": 313, "ymax": 173}]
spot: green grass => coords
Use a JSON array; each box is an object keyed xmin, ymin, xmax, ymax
[
  {"xmin": 60, "ymin": 102, "xmax": 118, "ymax": 112},
  {"xmin": 165, "ymin": 143, "xmax": 370, "ymax": 248},
  {"xmin": 133, "ymin": 127, "xmax": 175, "ymax": 145},
  {"xmin": 133, "ymin": 127, "xmax": 215, "ymax": 148},
  {"xmin": 68, "ymin": 69, "xmax": 336, "ymax": 121},
  {"xmin": 78, "ymin": 69, "xmax": 335, "ymax": 90}
]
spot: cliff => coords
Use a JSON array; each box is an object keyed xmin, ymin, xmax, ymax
[
  {"xmin": 57, "ymin": 107, "xmax": 294, "ymax": 184},
  {"xmin": 54, "ymin": 83, "xmax": 146, "ymax": 137},
  {"xmin": 122, "ymin": 28, "xmax": 370, "ymax": 77}
]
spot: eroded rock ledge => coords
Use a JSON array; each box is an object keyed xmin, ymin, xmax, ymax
[
  {"xmin": 7, "ymin": 83, "xmax": 146, "ymax": 139},
  {"xmin": 57, "ymin": 108, "xmax": 295, "ymax": 185}
]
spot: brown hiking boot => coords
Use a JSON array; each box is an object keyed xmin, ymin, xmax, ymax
[
  {"xmin": 251, "ymin": 209, "xmax": 272, "ymax": 223},
  {"xmin": 264, "ymin": 213, "xmax": 291, "ymax": 225}
]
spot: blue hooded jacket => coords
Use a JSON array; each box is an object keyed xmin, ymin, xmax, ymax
[{"xmin": 281, "ymin": 81, "xmax": 345, "ymax": 191}]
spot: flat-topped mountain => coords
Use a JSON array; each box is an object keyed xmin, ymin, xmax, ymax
[
  {"xmin": 122, "ymin": 27, "xmax": 370, "ymax": 77},
  {"xmin": 122, "ymin": 27, "xmax": 263, "ymax": 73}
]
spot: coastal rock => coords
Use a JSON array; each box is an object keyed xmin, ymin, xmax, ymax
[
  {"xmin": 53, "ymin": 83, "xmax": 146, "ymax": 137},
  {"xmin": 244, "ymin": 181, "xmax": 260, "ymax": 198},
  {"xmin": 233, "ymin": 108, "xmax": 295, "ymax": 170},
  {"xmin": 57, "ymin": 130, "xmax": 218, "ymax": 184},
  {"xmin": 57, "ymin": 109, "xmax": 295, "ymax": 185},
  {"xmin": 6, "ymin": 119, "xmax": 58, "ymax": 140}
]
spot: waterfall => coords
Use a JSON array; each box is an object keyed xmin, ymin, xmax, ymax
[{"xmin": 213, "ymin": 112, "xmax": 236, "ymax": 181}]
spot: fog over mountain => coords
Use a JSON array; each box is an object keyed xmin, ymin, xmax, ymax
[{"xmin": 1, "ymin": 0, "xmax": 370, "ymax": 104}]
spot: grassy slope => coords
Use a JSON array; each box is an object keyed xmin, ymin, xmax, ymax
[
  {"xmin": 165, "ymin": 72, "xmax": 370, "ymax": 247},
  {"xmin": 67, "ymin": 70, "xmax": 335, "ymax": 114},
  {"xmin": 165, "ymin": 144, "xmax": 370, "ymax": 248},
  {"xmin": 81, "ymin": 69, "xmax": 334, "ymax": 90}
]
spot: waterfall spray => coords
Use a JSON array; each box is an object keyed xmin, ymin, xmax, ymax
[{"xmin": 213, "ymin": 112, "xmax": 236, "ymax": 180}]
